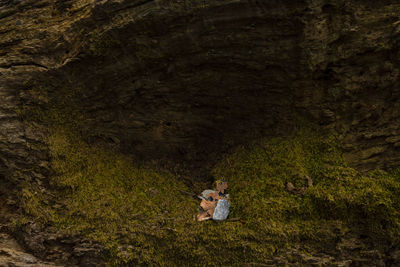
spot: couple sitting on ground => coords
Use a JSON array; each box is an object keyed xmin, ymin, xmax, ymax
[{"xmin": 197, "ymin": 180, "xmax": 230, "ymax": 221}]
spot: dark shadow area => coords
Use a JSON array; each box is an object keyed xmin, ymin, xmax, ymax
[{"xmin": 26, "ymin": 1, "xmax": 316, "ymax": 181}]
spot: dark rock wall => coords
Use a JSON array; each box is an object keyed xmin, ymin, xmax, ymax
[
  {"xmin": 58, "ymin": 0, "xmax": 307, "ymax": 172},
  {"xmin": 303, "ymin": 1, "xmax": 400, "ymax": 170},
  {"xmin": 1, "ymin": 0, "xmax": 400, "ymax": 184},
  {"xmin": 0, "ymin": 0, "xmax": 92, "ymax": 185}
]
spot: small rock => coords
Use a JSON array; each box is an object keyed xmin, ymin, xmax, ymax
[{"xmin": 286, "ymin": 182, "xmax": 295, "ymax": 192}]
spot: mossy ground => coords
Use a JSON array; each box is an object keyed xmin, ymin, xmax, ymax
[
  {"xmin": 214, "ymin": 129, "xmax": 400, "ymax": 250},
  {"xmin": 17, "ymin": 126, "xmax": 400, "ymax": 265}
]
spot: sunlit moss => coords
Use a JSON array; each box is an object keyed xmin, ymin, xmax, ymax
[
  {"xmin": 213, "ymin": 128, "xmax": 400, "ymax": 252},
  {"xmin": 47, "ymin": 129, "xmax": 195, "ymax": 265},
  {"xmin": 18, "ymin": 126, "xmax": 400, "ymax": 265}
]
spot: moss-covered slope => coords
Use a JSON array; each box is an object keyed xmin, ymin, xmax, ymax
[{"xmin": 17, "ymin": 128, "xmax": 400, "ymax": 266}]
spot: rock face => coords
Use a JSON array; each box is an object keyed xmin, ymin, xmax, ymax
[
  {"xmin": 1, "ymin": 0, "xmax": 400, "ymax": 179},
  {"xmin": 1, "ymin": 0, "xmax": 400, "ymax": 264},
  {"xmin": 0, "ymin": 232, "xmax": 62, "ymax": 267}
]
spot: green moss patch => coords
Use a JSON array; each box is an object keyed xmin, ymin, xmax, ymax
[
  {"xmin": 45, "ymin": 130, "xmax": 196, "ymax": 265},
  {"xmin": 213, "ymin": 129, "xmax": 400, "ymax": 253},
  {"xmin": 19, "ymin": 128, "xmax": 400, "ymax": 265}
]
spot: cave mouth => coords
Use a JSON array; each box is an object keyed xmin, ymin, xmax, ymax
[{"xmin": 26, "ymin": 0, "xmax": 316, "ymax": 180}]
